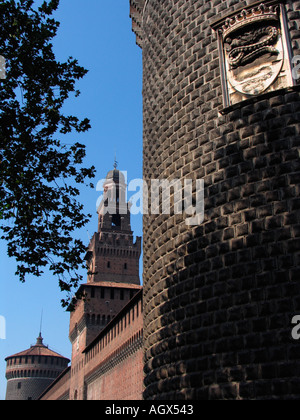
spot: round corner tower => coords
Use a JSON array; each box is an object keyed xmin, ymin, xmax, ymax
[
  {"xmin": 130, "ymin": 0, "xmax": 300, "ymax": 400},
  {"xmin": 5, "ymin": 334, "xmax": 70, "ymax": 400}
]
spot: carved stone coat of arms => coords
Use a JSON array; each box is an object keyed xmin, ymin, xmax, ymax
[{"xmin": 213, "ymin": 2, "xmax": 294, "ymax": 107}]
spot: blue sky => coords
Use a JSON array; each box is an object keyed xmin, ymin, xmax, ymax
[{"xmin": 0, "ymin": 0, "xmax": 143, "ymax": 400}]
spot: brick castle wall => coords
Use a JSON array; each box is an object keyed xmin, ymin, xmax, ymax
[
  {"xmin": 137, "ymin": 0, "xmax": 300, "ymax": 400},
  {"xmin": 40, "ymin": 290, "xmax": 144, "ymax": 400},
  {"xmin": 39, "ymin": 368, "xmax": 71, "ymax": 400},
  {"xmin": 84, "ymin": 290, "xmax": 144, "ymax": 400}
]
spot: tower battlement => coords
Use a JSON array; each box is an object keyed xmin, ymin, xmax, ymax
[{"xmin": 129, "ymin": 0, "xmax": 145, "ymax": 48}]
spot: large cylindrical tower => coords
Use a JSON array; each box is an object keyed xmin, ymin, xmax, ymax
[
  {"xmin": 5, "ymin": 334, "xmax": 70, "ymax": 400},
  {"xmin": 130, "ymin": 0, "xmax": 300, "ymax": 400}
]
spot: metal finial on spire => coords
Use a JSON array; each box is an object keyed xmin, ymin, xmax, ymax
[
  {"xmin": 36, "ymin": 309, "xmax": 44, "ymax": 346},
  {"xmin": 114, "ymin": 153, "xmax": 118, "ymax": 170}
]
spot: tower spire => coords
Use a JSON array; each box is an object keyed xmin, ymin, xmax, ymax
[{"xmin": 39, "ymin": 309, "xmax": 43, "ymax": 337}]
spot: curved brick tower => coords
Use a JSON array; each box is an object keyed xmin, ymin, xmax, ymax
[
  {"xmin": 130, "ymin": 0, "xmax": 300, "ymax": 400},
  {"xmin": 5, "ymin": 334, "xmax": 70, "ymax": 400}
]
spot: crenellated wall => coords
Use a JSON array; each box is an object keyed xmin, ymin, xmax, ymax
[
  {"xmin": 40, "ymin": 290, "xmax": 144, "ymax": 400},
  {"xmin": 83, "ymin": 290, "xmax": 144, "ymax": 400}
]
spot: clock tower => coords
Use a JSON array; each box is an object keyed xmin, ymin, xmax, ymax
[{"xmin": 68, "ymin": 166, "xmax": 142, "ymax": 400}]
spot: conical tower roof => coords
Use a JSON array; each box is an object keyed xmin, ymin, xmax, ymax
[{"xmin": 5, "ymin": 333, "xmax": 70, "ymax": 361}]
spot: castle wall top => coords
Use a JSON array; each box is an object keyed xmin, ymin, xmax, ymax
[{"xmin": 130, "ymin": 0, "xmax": 145, "ymax": 48}]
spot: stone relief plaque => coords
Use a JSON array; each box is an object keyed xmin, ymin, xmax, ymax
[{"xmin": 213, "ymin": 2, "xmax": 295, "ymax": 107}]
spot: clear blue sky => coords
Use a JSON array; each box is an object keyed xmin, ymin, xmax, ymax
[{"xmin": 0, "ymin": 0, "xmax": 143, "ymax": 400}]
